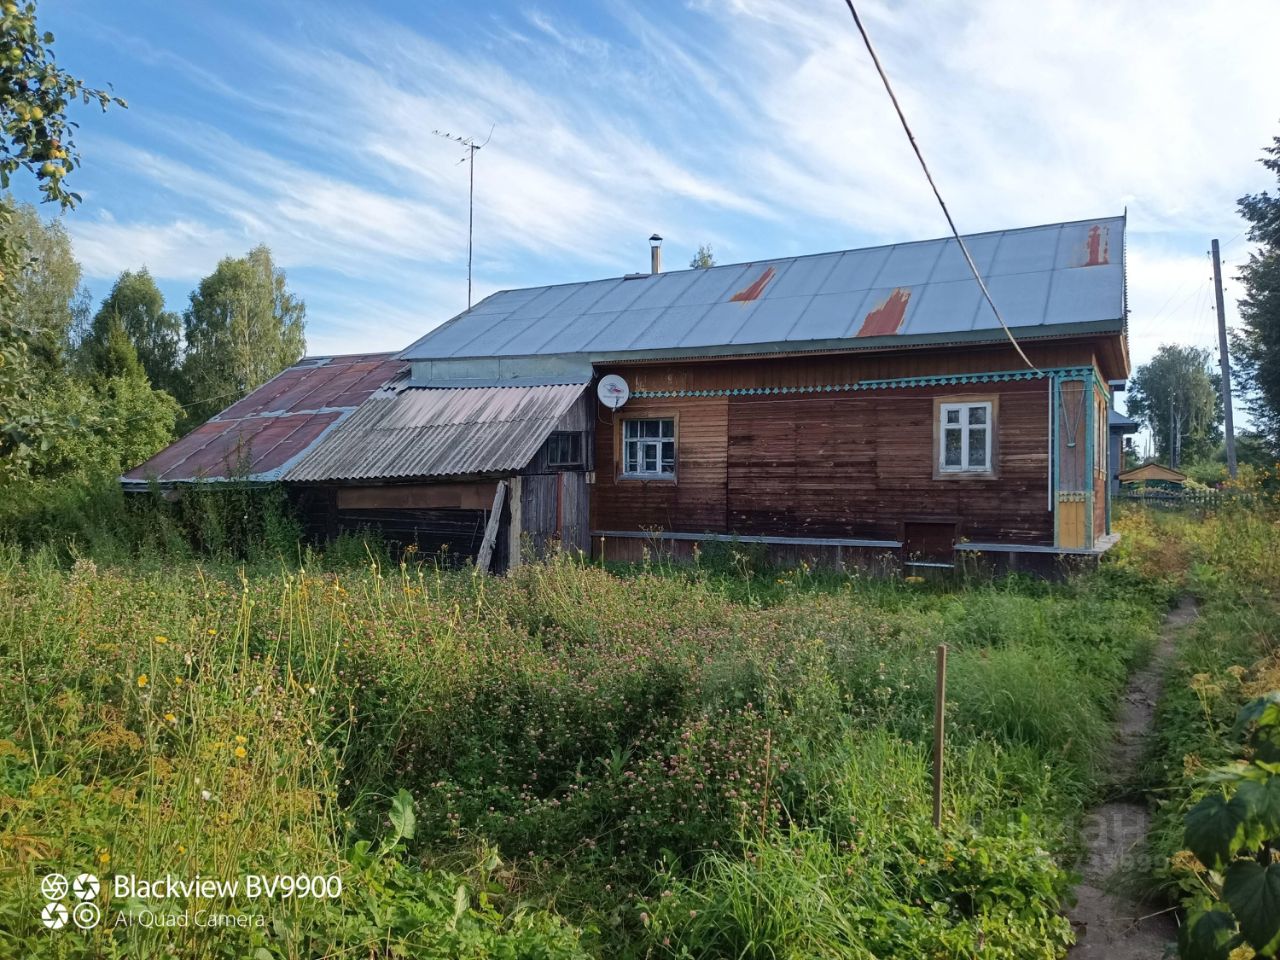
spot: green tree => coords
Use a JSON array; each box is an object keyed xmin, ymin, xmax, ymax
[
  {"xmin": 0, "ymin": 0, "xmax": 125, "ymax": 479},
  {"xmin": 1127, "ymin": 345, "xmax": 1223, "ymax": 468},
  {"xmin": 1234, "ymin": 130, "xmax": 1280, "ymax": 449},
  {"xmin": 19, "ymin": 365, "xmax": 178, "ymax": 483},
  {"xmin": 180, "ymin": 245, "xmax": 305, "ymax": 426},
  {"xmin": 1, "ymin": 199, "xmax": 88, "ymax": 367},
  {"xmin": 82, "ymin": 268, "xmax": 181, "ymax": 390},
  {"xmin": 689, "ymin": 243, "xmax": 716, "ymax": 269}
]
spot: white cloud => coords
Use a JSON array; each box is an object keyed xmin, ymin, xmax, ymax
[
  {"xmin": 65, "ymin": 0, "xmax": 1280, "ymax": 403},
  {"xmin": 69, "ymin": 216, "xmax": 242, "ymax": 281}
]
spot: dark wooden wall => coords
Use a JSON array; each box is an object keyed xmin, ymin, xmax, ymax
[
  {"xmin": 593, "ymin": 381, "xmax": 1053, "ymax": 545},
  {"xmin": 515, "ymin": 389, "xmax": 595, "ymax": 559},
  {"xmin": 590, "ymin": 346, "xmax": 1082, "ymax": 548},
  {"xmin": 290, "ymin": 483, "xmax": 505, "ymax": 569},
  {"xmin": 607, "ymin": 339, "xmax": 1099, "ymax": 396}
]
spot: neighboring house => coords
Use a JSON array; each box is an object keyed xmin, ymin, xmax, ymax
[
  {"xmin": 1108, "ymin": 405, "xmax": 1140, "ymax": 495},
  {"xmin": 124, "ymin": 215, "xmax": 1131, "ymax": 574},
  {"xmin": 1118, "ymin": 462, "xmax": 1187, "ymax": 489}
]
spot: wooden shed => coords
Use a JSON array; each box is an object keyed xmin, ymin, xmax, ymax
[
  {"xmin": 1118, "ymin": 463, "xmax": 1187, "ymax": 487},
  {"xmin": 121, "ymin": 356, "xmax": 594, "ymax": 571}
]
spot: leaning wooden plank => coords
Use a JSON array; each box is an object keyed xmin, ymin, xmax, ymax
[{"xmin": 475, "ymin": 480, "xmax": 508, "ymax": 574}]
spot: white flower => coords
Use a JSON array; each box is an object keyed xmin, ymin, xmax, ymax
[{"xmin": 201, "ymin": 789, "xmax": 212, "ymax": 802}]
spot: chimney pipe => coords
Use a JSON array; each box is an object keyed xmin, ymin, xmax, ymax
[{"xmin": 649, "ymin": 233, "xmax": 663, "ymax": 274}]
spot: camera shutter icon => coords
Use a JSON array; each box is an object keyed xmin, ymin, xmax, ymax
[
  {"xmin": 41, "ymin": 901, "xmax": 69, "ymax": 930},
  {"xmin": 72, "ymin": 874, "xmax": 100, "ymax": 901},
  {"xmin": 40, "ymin": 874, "xmax": 68, "ymax": 902}
]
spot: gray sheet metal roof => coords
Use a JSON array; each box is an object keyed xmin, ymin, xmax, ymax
[
  {"xmin": 401, "ymin": 216, "xmax": 1126, "ymax": 363},
  {"xmin": 284, "ymin": 381, "xmax": 588, "ymax": 482},
  {"xmin": 1109, "ymin": 408, "xmax": 1140, "ymax": 432}
]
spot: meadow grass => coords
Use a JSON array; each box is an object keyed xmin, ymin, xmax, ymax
[
  {"xmin": 1116, "ymin": 504, "xmax": 1280, "ymax": 918},
  {"xmin": 0, "ymin": 511, "xmax": 1207, "ymax": 958}
]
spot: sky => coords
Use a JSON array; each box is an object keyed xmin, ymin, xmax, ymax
[{"xmin": 20, "ymin": 0, "xmax": 1280, "ymax": 428}]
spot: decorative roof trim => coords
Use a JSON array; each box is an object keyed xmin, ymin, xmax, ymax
[{"xmin": 631, "ymin": 366, "xmax": 1097, "ymax": 399}]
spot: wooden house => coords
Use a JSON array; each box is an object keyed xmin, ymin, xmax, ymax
[
  {"xmin": 124, "ymin": 215, "xmax": 1130, "ymax": 574},
  {"xmin": 1118, "ymin": 462, "xmax": 1187, "ymax": 489}
]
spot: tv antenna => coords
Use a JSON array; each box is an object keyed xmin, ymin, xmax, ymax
[{"xmin": 433, "ymin": 124, "xmax": 494, "ymax": 308}]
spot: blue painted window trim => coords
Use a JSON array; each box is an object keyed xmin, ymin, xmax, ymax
[{"xmin": 629, "ymin": 366, "xmax": 1097, "ymax": 399}]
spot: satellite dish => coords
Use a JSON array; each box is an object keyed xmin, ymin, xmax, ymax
[{"xmin": 597, "ymin": 374, "xmax": 630, "ymax": 410}]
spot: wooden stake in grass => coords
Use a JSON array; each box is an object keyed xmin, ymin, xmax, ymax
[{"xmin": 933, "ymin": 643, "xmax": 948, "ymax": 830}]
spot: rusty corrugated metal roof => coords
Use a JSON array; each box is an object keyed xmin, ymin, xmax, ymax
[
  {"xmin": 121, "ymin": 353, "xmax": 406, "ymax": 485},
  {"xmin": 284, "ymin": 382, "xmax": 588, "ymax": 482},
  {"xmin": 400, "ymin": 216, "xmax": 1126, "ymax": 363}
]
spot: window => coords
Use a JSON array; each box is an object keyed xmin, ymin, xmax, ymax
[
  {"xmin": 546, "ymin": 432, "xmax": 583, "ymax": 468},
  {"xmin": 939, "ymin": 401, "xmax": 992, "ymax": 473},
  {"xmin": 622, "ymin": 418, "xmax": 675, "ymax": 478}
]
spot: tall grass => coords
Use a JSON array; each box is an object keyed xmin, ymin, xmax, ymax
[
  {"xmin": 1114, "ymin": 504, "xmax": 1280, "ymax": 916},
  {"xmin": 0, "ymin": 520, "xmax": 1182, "ymax": 958}
]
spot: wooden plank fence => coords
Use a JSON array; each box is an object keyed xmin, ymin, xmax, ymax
[{"xmin": 1116, "ymin": 488, "xmax": 1260, "ymax": 509}]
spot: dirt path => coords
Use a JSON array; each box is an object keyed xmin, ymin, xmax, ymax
[{"xmin": 1065, "ymin": 597, "xmax": 1197, "ymax": 960}]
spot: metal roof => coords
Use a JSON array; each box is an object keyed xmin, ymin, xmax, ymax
[
  {"xmin": 121, "ymin": 353, "xmax": 406, "ymax": 486},
  {"xmin": 284, "ymin": 382, "xmax": 588, "ymax": 482},
  {"xmin": 1108, "ymin": 408, "xmax": 1140, "ymax": 432},
  {"xmin": 401, "ymin": 216, "xmax": 1126, "ymax": 363}
]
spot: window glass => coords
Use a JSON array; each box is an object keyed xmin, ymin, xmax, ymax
[
  {"xmin": 622, "ymin": 418, "xmax": 676, "ymax": 477},
  {"xmin": 939, "ymin": 402, "xmax": 993, "ymax": 473},
  {"xmin": 944, "ymin": 429, "xmax": 962, "ymax": 467},
  {"xmin": 968, "ymin": 428, "xmax": 987, "ymax": 467}
]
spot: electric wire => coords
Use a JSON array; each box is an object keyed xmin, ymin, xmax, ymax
[{"xmin": 840, "ymin": 0, "xmax": 1038, "ymax": 372}]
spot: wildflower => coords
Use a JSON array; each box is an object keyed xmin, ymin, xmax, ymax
[
  {"xmin": 177, "ymin": 845, "xmax": 186, "ymax": 855},
  {"xmin": 164, "ymin": 713, "xmax": 177, "ymax": 724},
  {"xmin": 154, "ymin": 635, "xmax": 169, "ymax": 644},
  {"xmin": 200, "ymin": 789, "xmax": 212, "ymax": 801},
  {"xmin": 234, "ymin": 735, "xmax": 247, "ymax": 744},
  {"xmin": 207, "ymin": 628, "xmax": 217, "ymax": 636},
  {"xmin": 98, "ymin": 850, "xmax": 110, "ymax": 865},
  {"xmin": 137, "ymin": 674, "xmax": 149, "ymax": 688},
  {"xmin": 174, "ymin": 677, "xmax": 183, "ymax": 686},
  {"xmin": 233, "ymin": 746, "xmax": 247, "ymax": 759}
]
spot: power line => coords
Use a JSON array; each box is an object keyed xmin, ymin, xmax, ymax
[{"xmin": 840, "ymin": 0, "xmax": 1037, "ymax": 371}]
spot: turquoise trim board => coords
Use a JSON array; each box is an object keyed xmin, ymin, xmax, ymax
[
  {"xmin": 1085, "ymin": 378, "xmax": 1095, "ymax": 549},
  {"xmin": 630, "ymin": 366, "xmax": 1097, "ymax": 399}
]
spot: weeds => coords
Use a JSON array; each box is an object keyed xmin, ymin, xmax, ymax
[{"xmin": 2, "ymin": 506, "xmax": 1263, "ymax": 957}]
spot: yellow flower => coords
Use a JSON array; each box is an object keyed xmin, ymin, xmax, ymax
[
  {"xmin": 173, "ymin": 677, "xmax": 183, "ymax": 686},
  {"xmin": 233, "ymin": 746, "xmax": 247, "ymax": 759},
  {"xmin": 207, "ymin": 628, "xmax": 217, "ymax": 636},
  {"xmin": 164, "ymin": 713, "xmax": 176, "ymax": 724},
  {"xmin": 177, "ymin": 844, "xmax": 186, "ymax": 855},
  {"xmin": 234, "ymin": 735, "xmax": 247, "ymax": 744},
  {"xmin": 154, "ymin": 635, "xmax": 169, "ymax": 644},
  {"xmin": 98, "ymin": 850, "xmax": 110, "ymax": 865},
  {"xmin": 137, "ymin": 674, "xmax": 149, "ymax": 688}
]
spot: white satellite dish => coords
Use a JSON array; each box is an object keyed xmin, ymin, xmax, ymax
[{"xmin": 597, "ymin": 374, "xmax": 630, "ymax": 410}]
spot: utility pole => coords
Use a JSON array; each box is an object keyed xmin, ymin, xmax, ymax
[
  {"xmin": 433, "ymin": 125, "xmax": 494, "ymax": 309},
  {"xmin": 1211, "ymin": 239, "xmax": 1237, "ymax": 478}
]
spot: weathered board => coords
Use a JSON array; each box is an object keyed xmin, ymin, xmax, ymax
[{"xmin": 592, "ymin": 348, "xmax": 1066, "ymax": 548}]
